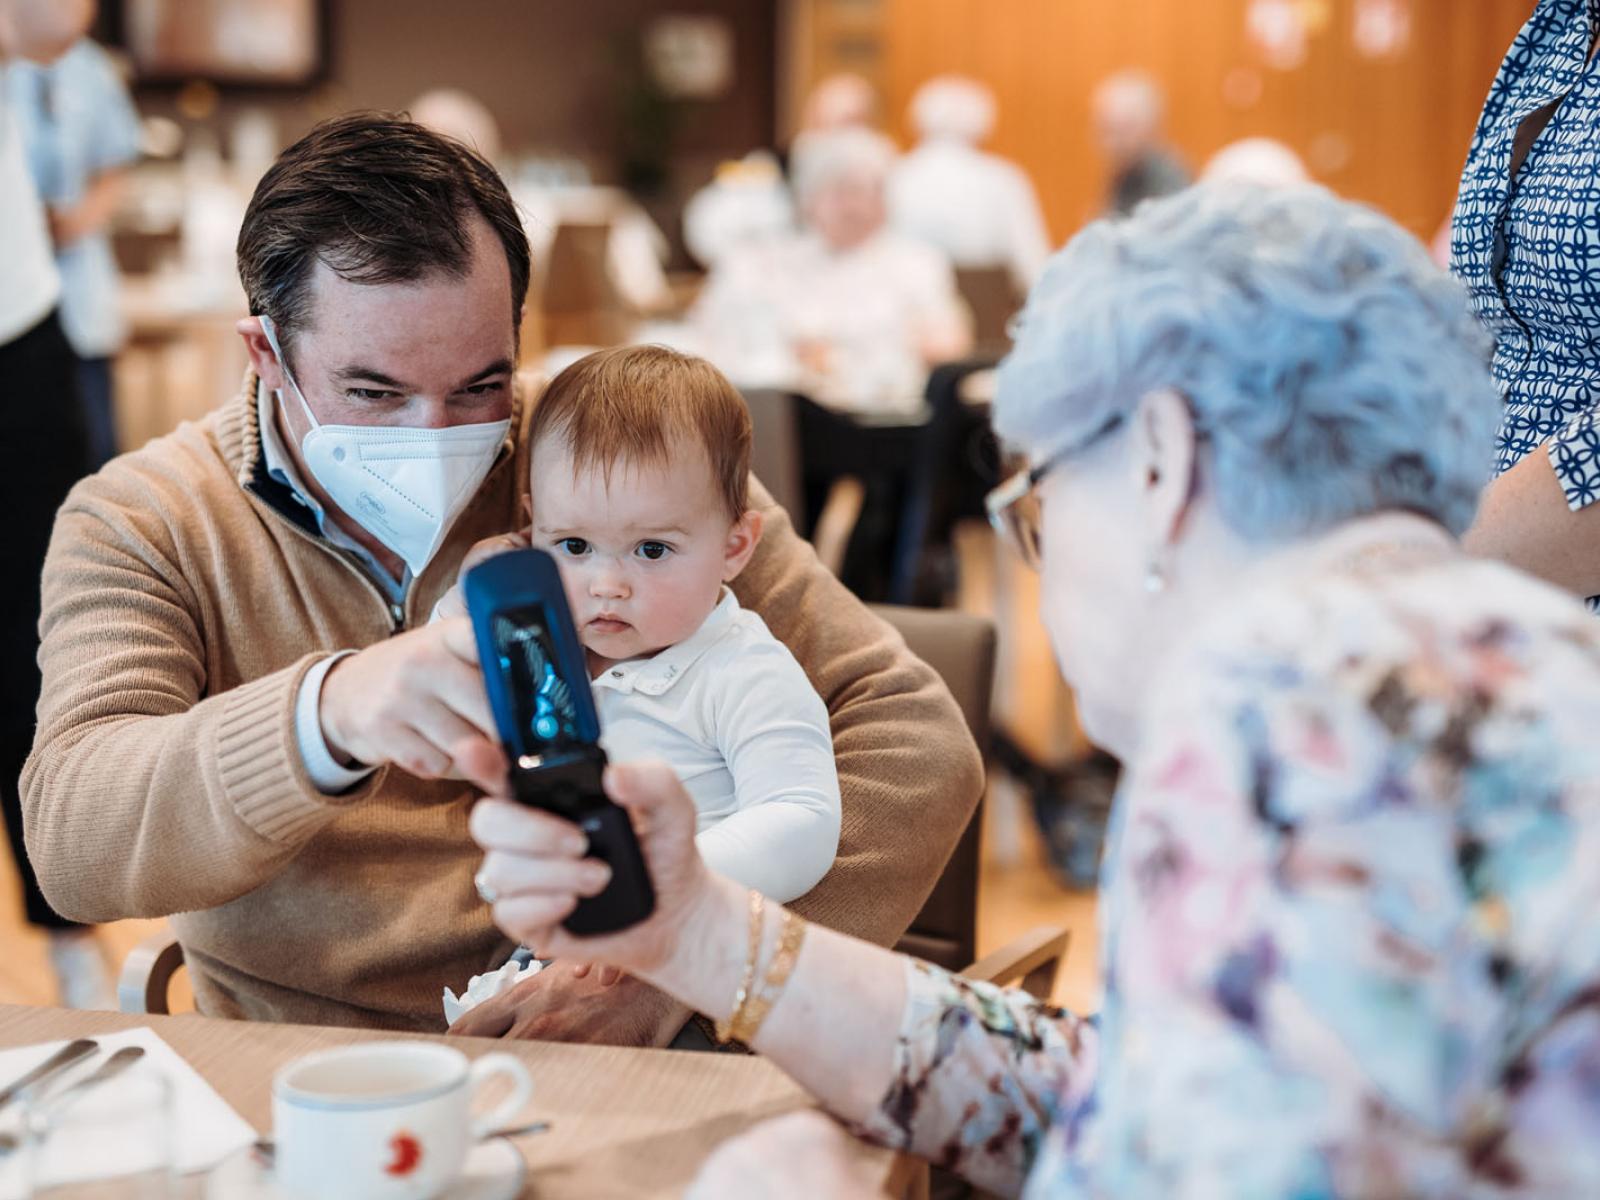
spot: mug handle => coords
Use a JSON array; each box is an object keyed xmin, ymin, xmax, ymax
[{"xmin": 467, "ymin": 1053, "xmax": 535, "ymax": 1140}]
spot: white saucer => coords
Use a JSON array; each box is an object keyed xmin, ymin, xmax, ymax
[{"xmin": 204, "ymin": 1136, "xmax": 525, "ymax": 1200}]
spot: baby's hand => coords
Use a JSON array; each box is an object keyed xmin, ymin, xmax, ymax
[
  {"xmin": 432, "ymin": 529, "xmax": 533, "ymax": 622},
  {"xmin": 569, "ymin": 961, "xmax": 626, "ymax": 987}
]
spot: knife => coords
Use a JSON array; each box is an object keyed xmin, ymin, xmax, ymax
[{"xmin": 0, "ymin": 1038, "xmax": 97, "ymax": 1111}]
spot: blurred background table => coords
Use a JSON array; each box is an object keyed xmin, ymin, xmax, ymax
[{"xmin": 0, "ymin": 1004, "xmax": 915, "ymax": 1199}]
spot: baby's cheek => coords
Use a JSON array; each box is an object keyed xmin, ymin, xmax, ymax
[{"xmin": 640, "ymin": 577, "xmax": 715, "ymax": 643}]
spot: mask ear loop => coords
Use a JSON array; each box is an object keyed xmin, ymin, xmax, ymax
[{"xmin": 258, "ymin": 314, "xmax": 321, "ymax": 432}]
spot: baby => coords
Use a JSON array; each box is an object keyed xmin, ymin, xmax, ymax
[{"xmin": 439, "ymin": 346, "xmax": 841, "ymax": 1019}]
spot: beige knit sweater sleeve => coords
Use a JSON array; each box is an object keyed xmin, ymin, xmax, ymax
[
  {"xmin": 733, "ymin": 481, "xmax": 984, "ymax": 947},
  {"xmin": 21, "ymin": 492, "xmax": 382, "ymax": 923}
]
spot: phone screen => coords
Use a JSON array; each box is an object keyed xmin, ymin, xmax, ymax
[{"xmin": 492, "ymin": 605, "xmax": 582, "ymax": 753}]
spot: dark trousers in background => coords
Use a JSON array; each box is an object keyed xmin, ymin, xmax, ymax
[
  {"xmin": 75, "ymin": 356, "xmax": 117, "ymax": 470},
  {"xmin": 0, "ymin": 311, "xmax": 92, "ymax": 930}
]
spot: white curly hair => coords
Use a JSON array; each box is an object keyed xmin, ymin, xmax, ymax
[{"xmin": 993, "ymin": 183, "xmax": 1500, "ymax": 538}]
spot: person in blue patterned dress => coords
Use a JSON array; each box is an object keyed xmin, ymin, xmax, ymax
[
  {"xmin": 1457, "ymin": 0, "xmax": 1600, "ymax": 607},
  {"xmin": 469, "ymin": 182, "xmax": 1600, "ymax": 1198}
]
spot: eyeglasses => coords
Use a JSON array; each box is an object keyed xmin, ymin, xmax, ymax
[{"xmin": 985, "ymin": 413, "xmax": 1125, "ymax": 569}]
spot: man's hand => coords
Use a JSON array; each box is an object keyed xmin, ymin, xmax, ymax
[
  {"xmin": 685, "ymin": 1111, "xmax": 883, "ymax": 1199},
  {"xmin": 446, "ymin": 963, "xmax": 690, "ymax": 1047},
  {"xmin": 319, "ymin": 617, "xmax": 506, "ymax": 792}
]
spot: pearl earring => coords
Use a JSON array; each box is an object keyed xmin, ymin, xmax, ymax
[{"xmin": 1144, "ymin": 560, "xmax": 1168, "ymax": 595}]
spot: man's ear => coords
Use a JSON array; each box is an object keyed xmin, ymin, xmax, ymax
[
  {"xmin": 236, "ymin": 316, "xmax": 285, "ymax": 396},
  {"xmin": 722, "ymin": 509, "xmax": 765, "ymax": 582},
  {"xmin": 1132, "ymin": 388, "xmax": 1201, "ymax": 551}
]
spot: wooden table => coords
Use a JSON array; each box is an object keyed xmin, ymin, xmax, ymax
[{"xmin": 0, "ymin": 1005, "xmax": 913, "ymax": 1198}]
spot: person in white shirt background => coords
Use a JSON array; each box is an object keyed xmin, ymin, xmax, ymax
[
  {"xmin": 691, "ymin": 127, "xmax": 971, "ymax": 418},
  {"xmin": 888, "ymin": 75, "xmax": 1053, "ymax": 295},
  {"xmin": 7, "ymin": 28, "xmax": 142, "ymax": 469},
  {"xmin": 0, "ymin": 0, "xmax": 105, "ymax": 1009},
  {"xmin": 434, "ymin": 345, "xmax": 841, "ymax": 1016}
]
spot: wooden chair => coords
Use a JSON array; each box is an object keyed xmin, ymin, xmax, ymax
[
  {"xmin": 744, "ymin": 389, "xmax": 807, "ymax": 531},
  {"xmin": 122, "ymin": 607, "xmax": 1068, "ymax": 1014},
  {"xmin": 953, "ymin": 265, "xmax": 1022, "ymax": 360},
  {"xmin": 539, "ymin": 221, "xmax": 631, "ymax": 349},
  {"xmin": 873, "ymin": 605, "xmax": 1068, "ymax": 1002}
]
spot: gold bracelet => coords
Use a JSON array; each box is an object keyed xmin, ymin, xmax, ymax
[
  {"xmin": 728, "ymin": 908, "xmax": 807, "ymax": 1045},
  {"xmin": 714, "ymin": 890, "xmax": 765, "ymax": 1043}
]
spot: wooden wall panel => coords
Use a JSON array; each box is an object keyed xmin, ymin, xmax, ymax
[{"xmin": 881, "ymin": 0, "xmax": 1537, "ymax": 242}]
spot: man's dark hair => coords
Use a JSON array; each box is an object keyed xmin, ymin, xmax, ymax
[{"xmin": 237, "ymin": 111, "xmax": 530, "ymax": 357}]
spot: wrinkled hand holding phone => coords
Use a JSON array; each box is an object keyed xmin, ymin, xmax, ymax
[{"xmin": 464, "ymin": 548, "xmax": 656, "ymax": 935}]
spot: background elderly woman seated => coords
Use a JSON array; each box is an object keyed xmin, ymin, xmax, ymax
[
  {"xmin": 473, "ymin": 183, "xmax": 1600, "ymax": 1197},
  {"xmin": 690, "ymin": 127, "xmax": 972, "ymax": 419}
]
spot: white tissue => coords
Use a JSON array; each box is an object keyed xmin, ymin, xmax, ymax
[{"xmin": 442, "ymin": 957, "xmax": 545, "ymax": 1026}]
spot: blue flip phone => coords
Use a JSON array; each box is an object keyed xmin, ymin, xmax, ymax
[{"xmin": 464, "ymin": 548, "xmax": 655, "ymax": 935}]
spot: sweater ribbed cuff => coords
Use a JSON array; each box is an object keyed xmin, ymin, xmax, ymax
[{"xmin": 216, "ymin": 657, "xmax": 368, "ymax": 845}]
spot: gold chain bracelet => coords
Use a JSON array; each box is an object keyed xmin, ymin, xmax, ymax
[
  {"xmin": 727, "ymin": 907, "xmax": 807, "ymax": 1045},
  {"xmin": 714, "ymin": 889, "xmax": 765, "ymax": 1044}
]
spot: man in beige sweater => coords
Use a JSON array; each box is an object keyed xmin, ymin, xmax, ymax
[{"xmin": 20, "ymin": 113, "xmax": 982, "ymax": 1039}]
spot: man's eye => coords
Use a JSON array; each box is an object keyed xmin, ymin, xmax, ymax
[
  {"xmin": 463, "ymin": 382, "xmax": 505, "ymax": 397},
  {"xmin": 635, "ymin": 542, "xmax": 671, "ymax": 561},
  {"xmin": 347, "ymin": 387, "xmax": 397, "ymax": 402},
  {"xmin": 559, "ymin": 538, "xmax": 590, "ymax": 556}
]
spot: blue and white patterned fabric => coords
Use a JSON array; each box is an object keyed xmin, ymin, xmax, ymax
[{"xmin": 1453, "ymin": 1, "xmax": 1600, "ymax": 522}]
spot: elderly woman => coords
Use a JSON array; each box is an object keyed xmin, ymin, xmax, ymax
[
  {"xmin": 472, "ymin": 184, "xmax": 1600, "ymax": 1197},
  {"xmin": 691, "ymin": 127, "xmax": 971, "ymax": 418}
]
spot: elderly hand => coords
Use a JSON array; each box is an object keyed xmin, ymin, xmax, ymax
[
  {"xmin": 469, "ymin": 761, "xmax": 713, "ymax": 980},
  {"xmin": 318, "ymin": 617, "xmax": 507, "ymax": 792},
  {"xmin": 686, "ymin": 1111, "xmax": 883, "ymax": 1199},
  {"xmin": 432, "ymin": 528, "xmax": 532, "ymax": 621},
  {"xmin": 446, "ymin": 963, "xmax": 687, "ymax": 1046}
]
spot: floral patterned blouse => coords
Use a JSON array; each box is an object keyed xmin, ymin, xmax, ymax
[
  {"xmin": 1452, "ymin": 0, "xmax": 1600, "ymax": 562},
  {"xmin": 856, "ymin": 532, "xmax": 1600, "ymax": 1198}
]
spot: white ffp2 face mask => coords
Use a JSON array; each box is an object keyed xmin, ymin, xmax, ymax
[{"xmin": 258, "ymin": 314, "xmax": 511, "ymax": 576}]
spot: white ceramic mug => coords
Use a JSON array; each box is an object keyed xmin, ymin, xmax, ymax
[{"xmin": 271, "ymin": 1041, "xmax": 533, "ymax": 1200}]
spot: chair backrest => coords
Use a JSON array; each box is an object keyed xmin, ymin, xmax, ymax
[
  {"xmin": 954, "ymin": 265, "xmax": 1022, "ymax": 358},
  {"xmin": 743, "ymin": 389, "xmax": 806, "ymax": 531},
  {"xmin": 873, "ymin": 605, "xmax": 996, "ymax": 971},
  {"xmin": 540, "ymin": 221, "xmax": 630, "ymax": 348}
]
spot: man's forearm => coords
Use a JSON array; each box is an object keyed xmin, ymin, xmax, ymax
[
  {"xmin": 1464, "ymin": 447, "xmax": 1600, "ymax": 596},
  {"xmin": 24, "ymin": 659, "xmax": 364, "ymax": 921}
]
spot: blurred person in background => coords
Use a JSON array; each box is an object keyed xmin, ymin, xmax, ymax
[
  {"xmin": 409, "ymin": 86, "xmax": 501, "ymax": 161},
  {"xmin": 693, "ymin": 127, "xmax": 970, "ymax": 417},
  {"xmin": 888, "ymin": 74, "xmax": 1053, "ymax": 294},
  {"xmin": 682, "ymin": 150, "xmax": 793, "ymax": 270},
  {"xmin": 1093, "ymin": 69, "xmax": 1190, "ymax": 216},
  {"xmin": 7, "ymin": 22, "xmax": 142, "ymax": 469},
  {"xmin": 798, "ymin": 72, "xmax": 878, "ymax": 136},
  {"xmin": 1453, "ymin": 0, "xmax": 1600, "ymax": 610},
  {"xmin": 1200, "ymin": 136, "xmax": 1310, "ymax": 188},
  {"xmin": 0, "ymin": 0, "xmax": 104, "ymax": 1008}
]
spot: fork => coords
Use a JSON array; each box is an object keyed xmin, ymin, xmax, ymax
[{"xmin": 0, "ymin": 1046, "xmax": 147, "ymax": 1154}]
